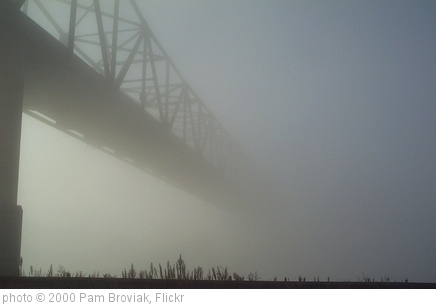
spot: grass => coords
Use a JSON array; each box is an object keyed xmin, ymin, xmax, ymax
[
  {"xmin": 22, "ymin": 255, "xmax": 410, "ymax": 283},
  {"xmin": 23, "ymin": 254, "xmax": 262, "ymax": 281}
]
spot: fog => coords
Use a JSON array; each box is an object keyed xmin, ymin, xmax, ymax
[{"xmin": 17, "ymin": 1, "xmax": 436, "ymax": 282}]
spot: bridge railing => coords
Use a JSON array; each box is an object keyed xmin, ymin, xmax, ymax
[{"xmin": 19, "ymin": 0, "xmax": 246, "ymax": 182}]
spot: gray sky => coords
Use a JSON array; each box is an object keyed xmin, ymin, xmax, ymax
[{"xmin": 18, "ymin": 0, "xmax": 436, "ymax": 282}]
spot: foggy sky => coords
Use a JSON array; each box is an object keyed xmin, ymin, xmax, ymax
[{"xmin": 18, "ymin": 1, "xmax": 436, "ymax": 282}]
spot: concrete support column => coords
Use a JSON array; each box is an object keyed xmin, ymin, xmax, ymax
[
  {"xmin": 0, "ymin": 23, "xmax": 24, "ymax": 276},
  {"xmin": 0, "ymin": 206, "xmax": 23, "ymax": 276}
]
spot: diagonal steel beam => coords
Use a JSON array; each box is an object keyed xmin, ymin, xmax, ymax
[
  {"xmin": 68, "ymin": 0, "xmax": 77, "ymax": 53},
  {"xmin": 34, "ymin": 0, "xmax": 66, "ymax": 38},
  {"xmin": 110, "ymin": 0, "xmax": 119, "ymax": 81},
  {"xmin": 115, "ymin": 31, "xmax": 143, "ymax": 87},
  {"xmin": 140, "ymin": 35, "xmax": 147, "ymax": 108},
  {"xmin": 146, "ymin": 34, "xmax": 164, "ymax": 122},
  {"xmin": 93, "ymin": 0, "xmax": 110, "ymax": 78}
]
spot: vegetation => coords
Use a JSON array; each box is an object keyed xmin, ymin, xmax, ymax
[
  {"xmin": 22, "ymin": 255, "xmax": 409, "ymax": 283},
  {"xmin": 117, "ymin": 255, "xmax": 261, "ymax": 281},
  {"xmin": 24, "ymin": 255, "xmax": 262, "ymax": 281}
]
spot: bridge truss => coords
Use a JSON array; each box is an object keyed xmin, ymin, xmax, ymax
[{"xmin": 18, "ymin": 0, "xmax": 245, "ymax": 181}]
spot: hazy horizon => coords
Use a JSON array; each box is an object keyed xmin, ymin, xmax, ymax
[{"xmin": 16, "ymin": 0, "xmax": 436, "ymax": 282}]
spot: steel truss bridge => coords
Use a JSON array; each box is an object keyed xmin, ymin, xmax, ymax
[{"xmin": 0, "ymin": 0, "xmax": 255, "ymax": 276}]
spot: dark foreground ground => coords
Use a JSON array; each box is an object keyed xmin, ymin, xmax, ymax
[{"xmin": 1, "ymin": 277, "xmax": 435, "ymax": 289}]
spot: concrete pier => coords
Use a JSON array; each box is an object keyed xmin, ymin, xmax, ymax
[
  {"xmin": 0, "ymin": 206, "xmax": 23, "ymax": 276},
  {"xmin": 0, "ymin": 14, "xmax": 24, "ymax": 276}
]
